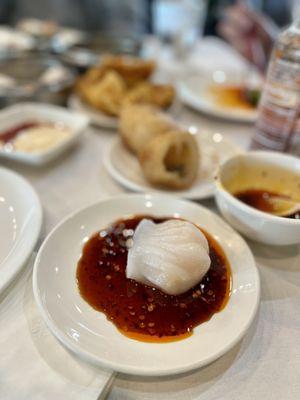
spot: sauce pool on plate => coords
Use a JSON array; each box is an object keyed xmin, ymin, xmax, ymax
[
  {"xmin": 209, "ymin": 85, "xmax": 260, "ymax": 110},
  {"xmin": 77, "ymin": 215, "xmax": 231, "ymax": 342}
]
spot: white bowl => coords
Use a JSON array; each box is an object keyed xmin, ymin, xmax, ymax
[
  {"xmin": 33, "ymin": 193, "xmax": 259, "ymax": 376},
  {"xmin": 215, "ymin": 151, "xmax": 300, "ymax": 245},
  {"xmin": 0, "ymin": 102, "xmax": 89, "ymax": 165}
]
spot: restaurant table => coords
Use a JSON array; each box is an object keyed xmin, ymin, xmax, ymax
[
  {"xmin": 1, "ymin": 106, "xmax": 299, "ymax": 400},
  {"xmin": 0, "ymin": 37, "xmax": 299, "ymax": 400}
]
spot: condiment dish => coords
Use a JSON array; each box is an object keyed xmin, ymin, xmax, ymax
[
  {"xmin": 0, "ymin": 102, "xmax": 89, "ymax": 165},
  {"xmin": 215, "ymin": 151, "xmax": 300, "ymax": 245}
]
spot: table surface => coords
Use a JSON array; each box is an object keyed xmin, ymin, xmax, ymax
[
  {"xmin": 1, "ymin": 103, "xmax": 299, "ymax": 400},
  {"xmin": 1, "ymin": 35, "xmax": 299, "ymax": 400}
]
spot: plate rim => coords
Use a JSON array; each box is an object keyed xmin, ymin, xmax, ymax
[
  {"xmin": 0, "ymin": 166, "xmax": 42, "ymax": 293},
  {"xmin": 33, "ymin": 193, "xmax": 260, "ymax": 376},
  {"xmin": 103, "ymin": 135, "xmax": 243, "ymax": 200}
]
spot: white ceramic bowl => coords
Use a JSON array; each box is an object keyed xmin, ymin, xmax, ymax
[
  {"xmin": 215, "ymin": 151, "xmax": 300, "ymax": 245},
  {"xmin": 0, "ymin": 102, "xmax": 89, "ymax": 165}
]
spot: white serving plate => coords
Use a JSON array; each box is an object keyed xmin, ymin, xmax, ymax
[
  {"xmin": 104, "ymin": 131, "xmax": 242, "ymax": 200},
  {"xmin": 33, "ymin": 194, "xmax": 260, "ymax": 376},
  {"xmin": 178, "ymin": 75, "xmax": 258, "ymax": 123},
  {"xmin": 68, "ymin": 94, "xmax": 118, "ymax": 129},
  {"xmin": 0, "ymin": 26, "xmax": 35, "ymax": 53},
  {"xmin": 0, "ymin": 167, "xmax": 42, "ymax": 293},
  {"xmin": 68, "ymin": 93, "xmax": 181, "ymax": 130},
  {"xmin": 0, "ymin": 103, "xmax": 89, "ymax": 165}
]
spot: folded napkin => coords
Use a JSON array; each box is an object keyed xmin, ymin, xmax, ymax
[{"xmin": 0, "ymin": 256, "xmax": 114, "ymax": 400}]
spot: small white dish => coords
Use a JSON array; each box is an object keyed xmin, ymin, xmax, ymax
[
  {"xmin": 0, "ymin": 102, "xmax": 89, "ymax": 165},
  {"xmin": 178, "ymin": 74, "xmax": 258, "ymax": 123},
  {"xmin": 52, "ymin": 28, "xmax": 85, "ymax": 51},
  {"xmin": 215, "ymin": 151, "xmax": 300, "ymax": 245},
  {"xmin": 68, "ymin": 94, "xmax": 118, "ymax": 129},
  {"xmin": 33, "ymin": 193, "xmax": 259, "ymax": 376},
  {"xmin": 104, "ymin": 131, "xmax": 242, "ymax": 200},
  {"xmin": 0, "ymin": 26, "xmax": 35, "ymax": 54},
  {"xmin": 0, "ymin": 167, "xmax": 42, "ymax": 293}
]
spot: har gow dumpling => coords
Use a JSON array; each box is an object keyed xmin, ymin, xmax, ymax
[{"xmin": 126, "ymin": 218, "xmax": 211, "ymax": 295}]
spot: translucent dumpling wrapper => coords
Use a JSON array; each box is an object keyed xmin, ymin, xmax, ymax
[{"xmin": 126, "ymin": 219, "xmax": 211, "ymax": 295}]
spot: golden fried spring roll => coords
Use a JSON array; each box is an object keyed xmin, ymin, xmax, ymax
[
  {"xmin": 139, "ymin": 130, "xmax": 199, "ymax": 190},
  {"xmin": 119, "ymin": 104, "xmax": 177, "ymax": 154}
]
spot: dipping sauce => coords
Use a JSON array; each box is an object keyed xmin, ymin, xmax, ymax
[
  {"xmin": 77, "ymin": 216, "xmax": 231, "ymax": 342},
  {"xmin": 0, "ymin": 121, "xmax": 71, "ymax": 153},
  {"xmin": 209, "ymin": 85, "xmax": 260, "ymax": 110},
  {"xmin": 235, "ymin": 189, "xmax": 300, "ymax": 219},
  {"xmin": 0, "ymin": 122, "xmax": 39, "ymax": 143},
  {"xmin": 220, "ymin": 160, "xmax": 300, "ymax": 220}
]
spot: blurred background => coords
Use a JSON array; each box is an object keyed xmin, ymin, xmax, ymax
[
  {"xmin": 0, "ymin": 0, "xmax": 299, "ymax": 69},
  {"xmin": 0, "ymin": 0, "xmax": 299, "ymax": 151}
]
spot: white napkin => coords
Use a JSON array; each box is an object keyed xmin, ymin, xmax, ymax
[{"xmin": 0, "ymin": 256, "xmax": 114, "ymax": 400}]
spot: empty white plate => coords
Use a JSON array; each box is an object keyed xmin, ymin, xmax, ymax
[
  {"xmin": 33, "ymin": 194, "xmax": 260, "ymax": 376},
  {"xmin": 0, "ymin": 102, "xmax": 89, "ymax": 165},
  {"xmin": 178, "ymin": 76, "xmax": 258, "ymax": 123},
  {"xmin": 0, "ymin": 167, "xmax": 42, "ymax": 292},
  {"xmin": 104, "ymin": 131, "xmax": 242, "ymax": 200}
]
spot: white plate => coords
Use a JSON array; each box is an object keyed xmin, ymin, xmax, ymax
[
  {"xmin": 0, "ymin": 167, "xmax": 42, "ymax": 292},
  {"xmin": 104, "ymin": 132, "xmax": 242, "ymax": 200},
  {"xmin": 33, "ymin": 194, "xmax": 260, "ymax": 376},
  {"xmin": 68, "ymin": 94, "xmax": 118, "ymax": 129},
  {"xmin": 178, "ymin": 76, "xmax": 258, "ymax": 123},
  {"xmin": 0, "ymin": 103, "xmax": 89, "ymax": 165},
  {"xmin": 0, "ymin": 26, "xmax": 35, "ymax": 54},
  {"xmin": 68, "ymin": 94, "xmax": 181, "ymax": 130}
]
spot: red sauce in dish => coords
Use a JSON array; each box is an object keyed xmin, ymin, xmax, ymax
[
  {"xmin": 235, "ymin": 189, "xmax": 300, "ymax": 219},
  {"xmin": 0, "ymin": 122, "xmax": 39, "ymax": 143},
  {"xmin": 77, "ymin": 216, "xmax": 231, "ymax": 342}
]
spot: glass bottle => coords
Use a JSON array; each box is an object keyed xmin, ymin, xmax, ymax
[{"xmin": 251, "ymin": 20, "xmax": 300, "ymax": 154}]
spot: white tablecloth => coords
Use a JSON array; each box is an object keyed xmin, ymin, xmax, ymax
[
  {"xmin": 2, "ymin": 107, "xmax": 299, "ymax": 400},
  {"xmin": 0, "ymin": 37, "xmax": 299, "ymax": 399},
  {"xmin": 0, "ymin": 258, "xmax": 114, "ymax": 400}
]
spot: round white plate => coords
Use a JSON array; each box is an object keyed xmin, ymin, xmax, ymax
[
  {"xmin": 0, "ymin": 167, "xmax": 42, "ymax": 292},
  {"xmin": 178, "ymin": 76, "xmax": 258, "ymax": 123},
  {"xmin": 104, "ymin": 132, "xmax": 242, "ymax": 200},
  {"xmin": 68, "ymin": 94, "xmax": 118, "ymax": 129},
  {"xmin": 68, "ymin": 94, "xmax": 180, "ymax": 130},
  {"xmin": 33, "ymin": 194, "xmax": 260, "ymax": 376}
]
